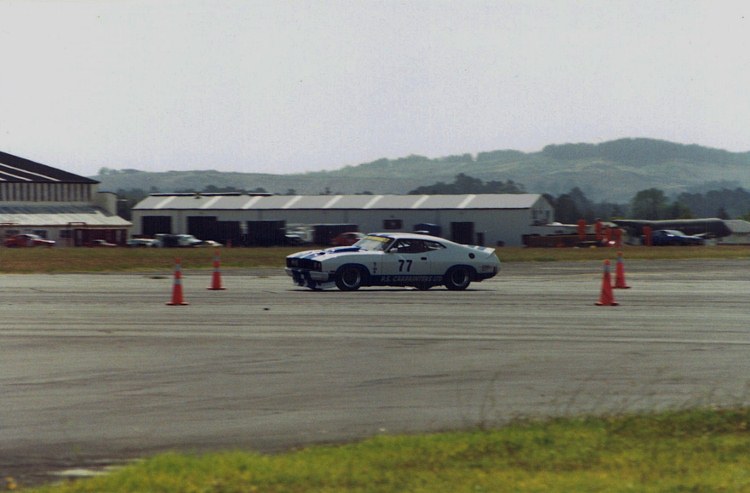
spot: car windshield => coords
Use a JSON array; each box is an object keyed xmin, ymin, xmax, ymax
[{"xmin": 353, "ymin": 235, "xmax": 392, "ymax": 251}]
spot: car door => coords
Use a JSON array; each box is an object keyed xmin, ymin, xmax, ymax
[{"xmin": 380, "ymin": 239, "xmax": 432, "ymax": 278}]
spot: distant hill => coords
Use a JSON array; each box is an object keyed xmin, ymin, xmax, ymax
[{"xmin": 94, "ymin": 138, "xmax": 750, "ymax": 202}]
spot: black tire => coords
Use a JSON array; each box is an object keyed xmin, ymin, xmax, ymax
[
  {"xmin": 444, "ymin": 266, "xmax": 472, "ymax": 291},
  {"xmin": 335, "ymin": 265, "xmax": 365, "ymax": 291}
]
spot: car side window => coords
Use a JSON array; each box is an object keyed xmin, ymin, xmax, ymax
[
  {"xmin": 389, "ymin": 239, "xmax": 429, "ymax": 254},
  {"xmin": 424, "ymin": 240, "xmax": 445, "ymax": 251},
  {"xmin": 406, "ymin": 240, "xmax": 428, "ymax": 253},
  {"xmin": 389, "ymin": 239, "xmax": 410, "ymax": 253}
]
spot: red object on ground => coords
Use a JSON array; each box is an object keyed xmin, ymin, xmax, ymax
[
  {"xmin": 208, "ymin": 250, "xmax": 226, "ymax": 291},
  {"xmin": 167, "ymin": 259, "xmax": 189, "ymax": 306},
  {"xmin": 643, "ymin": 226, "xmax": 653, "ymax": 246},
  {"xmin": 613, "ymin": 251, "xmax": 631, "ymax": 289},
  {"xmin": 577, "ymin": 219, "xmax": 586, "ymax": 241},
  {"xmin": 595, "ymin": 260, "xmax": 619, "ymax": 306},
  {"xmin": 613, "ymin": 228, "xmax": 623, "ymax": 248}
]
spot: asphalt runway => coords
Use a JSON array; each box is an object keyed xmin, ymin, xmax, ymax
[{"xmin": 2, "ymin": 259, "xmax": 750, "ymax": 485}]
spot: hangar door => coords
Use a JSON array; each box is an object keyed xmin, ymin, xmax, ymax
[
  {"xmin": 451, "ymin": 222, "xmax": 474, "ymax": 245},
  {"xmin": 142, "ymin": 216, "xmax": 172, "ymax": 236},
  {"xmin": 187, "ymin": 216, "xmax": 242, "ymax": 245},
  {"xmin": 246, "ymin": 220, "xmax": 286, "ymax": 246},
  {"xmin": 188, "ymin": 216, "xmax": 217, "ymax": 240}
]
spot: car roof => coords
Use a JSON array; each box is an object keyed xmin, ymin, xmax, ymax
[{"xmin": 365, "ymin": 232, "xmax": 452, "ymax": 243}]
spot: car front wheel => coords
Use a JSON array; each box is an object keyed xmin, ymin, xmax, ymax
[
  {"xmin": 444, "ymin": 266, "xmax": 472, "ymax": 291},
  {"xmin": 335, "ymin": 265, "xmax": 365, "ymax": 291}
]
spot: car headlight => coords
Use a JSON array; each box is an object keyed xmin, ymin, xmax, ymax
[{"xmin": 311, "ymin": 260, "xmax": 322, "ymax": 271}]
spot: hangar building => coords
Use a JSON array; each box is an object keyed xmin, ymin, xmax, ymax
[
  {"xmin": 0, "ymin": 151, "xmax": 131, "ymax": 245},
  {"xmin": 131, "ymin": 193, "xmax": 554, "ymax": 247}
]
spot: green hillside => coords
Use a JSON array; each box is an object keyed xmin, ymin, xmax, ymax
[{"xmin": 95, "ymin": 138, "xmax": 750, "ymax": 202}]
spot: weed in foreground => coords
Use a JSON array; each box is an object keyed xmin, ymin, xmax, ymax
[{"xmin": 21, "ymin": 407, "xmax": 750, "ymax": 493}]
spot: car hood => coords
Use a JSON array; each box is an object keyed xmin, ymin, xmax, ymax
[{"xmin": 287, "ymin": 246, "xmax": 367, "ymax": 260}]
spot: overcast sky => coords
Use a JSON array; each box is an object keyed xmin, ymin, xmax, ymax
[{"xmin": 1, "ymin": 0, "xmax": 748, "ymax": 177}]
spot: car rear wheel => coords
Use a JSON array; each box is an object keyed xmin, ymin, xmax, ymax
[
  {"xmin": 444, "ymin": 266, "xmax": 472, "ymax": 291},
  {"xmin": 335, "ymin": 265, "xmax": 365, "ymax": 291}
]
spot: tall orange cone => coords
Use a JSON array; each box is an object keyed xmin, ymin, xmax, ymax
[
  {"xmin": 613, "ymin": 251, "xmax": 631, "ymax": 289},
  {"xmin": 166, "ymin": 259, "xmax": 189, "ymax": 305},
  {"xmin": 595, "ymin": 259, "xmax": 619, "ymax": 306},
  {"xmin": 207, "ymin": 249, "xmax": 226, "ymax": 290}
]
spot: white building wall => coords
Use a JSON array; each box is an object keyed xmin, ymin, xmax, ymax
[
  {"xmin": 133, "ymin": 208, "xmax": 539, "ymax": 246},
  {"xmin": 131, "ymin": 194, "xmax": 555, "ymax": 247}
]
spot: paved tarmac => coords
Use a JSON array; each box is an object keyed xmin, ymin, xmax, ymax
[{"xmin": 2, "ymin": 259, "xmax": 750, "ymax": 486}]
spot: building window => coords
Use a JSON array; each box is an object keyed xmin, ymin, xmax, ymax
[{"xmin": 383, "ymin": 219, "xmax": 403, "ymax": 230}]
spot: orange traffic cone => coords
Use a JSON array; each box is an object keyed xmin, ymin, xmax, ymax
[
  {"xmin": 166, "ymin": 259, "xmax": 189, "ymax": 305},
  {"xmin": 613, "ymin": 251, "xmax": 631, "ymax": 289},
  {"xmin": 595, "ymin": 259, "xmax": 619, "ymax": 306},
  {"xmin": 207, "ymin": 249, "xmax": 226, "ymax": 290}
]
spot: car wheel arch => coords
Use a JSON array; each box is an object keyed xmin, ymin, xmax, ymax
[
  {"xmin": 443, "ymin": 264, "xmax": 476, "ymax": 290},
  {"xmin": 334, "ymin": 263, "xmax": 370, "ymax": 291}
]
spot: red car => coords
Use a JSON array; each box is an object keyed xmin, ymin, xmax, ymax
[
  {"xmin": 4, "ymin": 234, "xmax": 55, "ymax": 247},
  {"xmin": 331, "ymin": 232, "xmax": 365, "ymax": 246}
]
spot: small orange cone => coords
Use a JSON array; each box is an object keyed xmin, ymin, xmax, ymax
[
  {"xmin": 595, "ymin": 259, "xmax": 619, "ymax": 306},
  {"xmin": 613, "ymin": 251, "xmax": 631, "ymax": 289},
  {"xmin": 207, "ymin": 249, "xmax": 226, "ymax": 290},
  {"xmin": 166, "ymin": 259, "xmax": 189, "ymax": 305}
]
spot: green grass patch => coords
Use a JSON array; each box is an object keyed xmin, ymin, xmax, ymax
[
  {"xmin": 0, "ymin": 247, "xmax": 299, "ymax": 273},
  {"xmin": 1, "ymin": 245, "xmax": 749, "ymax": 273},
  {"xmin": 21, "ymin": 408, "xmax": 750, "ymax": 492}
]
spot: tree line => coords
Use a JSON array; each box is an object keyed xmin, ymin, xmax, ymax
[
  {"xmin": 407, "ymin": 174, "xmax": 750, "ymax": 222},
  {"xmin": 549, "ymin": 186, "xmax": 750, "ymax": 222}
]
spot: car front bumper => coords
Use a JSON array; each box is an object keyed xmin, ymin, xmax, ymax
[{"xmin": 285, "ymin": 268, "xmax": 332, "ymax": 288}]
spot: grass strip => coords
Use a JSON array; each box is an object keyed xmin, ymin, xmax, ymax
[
  {"xmin": 1, "ymin": 245, "xmax": 749, "ymax": 273},
  {"xmin": 21, "ymin": 408, "xmax": 750, "ymax": 492}
]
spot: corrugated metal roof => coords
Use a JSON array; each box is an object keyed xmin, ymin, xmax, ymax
[
  {"xmin": 0, "ymin": 205, "xmax": 131, "ymax": 227},
  {"xmin": 725, "ymin": 220, "xmax": 750, "ymax": 234},
  {"xmin": 0, "ymin": 151, "xmax": 98, "ymax": 184},
  {"xmin": 134, "ymin": 193, "xmax": 544, "ymax": 211}
]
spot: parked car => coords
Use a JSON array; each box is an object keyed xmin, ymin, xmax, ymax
[
  {"xmin": 330, "ymin": 231, "xmax": 365, "ymax": 246},
  {"xmin": 285, "ymin": 234, "xmax": 307, "ymax": 246},
  {"xmin": 648, "ymin": 229, "xmax": 705, "ymax": 246},
  {"xmin": 4, "ymin": 234, "xmax": 55, "ymax": 247},
  {"xmin": 194, "ymin": 240, "xmax": 223, "ymax": 248},
  {"xmin": 127, "ymin": 238, "xmax": 158, "ymax": 248},
  {"xmin": 154, "ymin": 234, "xmax": 203, "ymax": 247},
  {"xmin": 87, "ymin": 239, "xmax": 117, "ymax": 247},
  {"xmin": 285, "ymin": 232, "xmax": 500, "ymax": 291}
]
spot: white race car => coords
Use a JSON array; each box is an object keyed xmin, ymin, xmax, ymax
[{"xmin": 285, "ymin": 232, "xmax": 500, "ymax": 291}]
